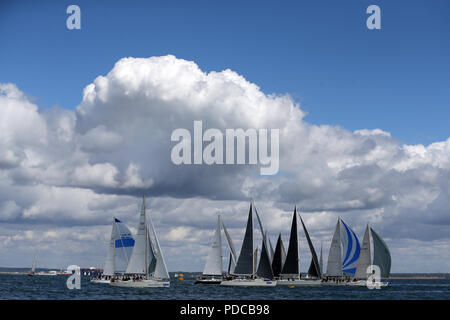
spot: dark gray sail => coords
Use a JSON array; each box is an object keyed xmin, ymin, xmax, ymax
[
  {"xmin": 147, "ymin": 227, "xmax": 157, "ymax": 274},
  {"xmin": 371, "ymin": 228, "xmax": 391, "ymax": 278},
  {"xmin": 233, "ymin": 203, "xmax": 254, "ymax": 275},
  {"xmin": 271, "ymin": 234, "xmax": 286, "ymax": 278},
  {"xmin": 281, "ymin": 207, "xmax": 299, "ymax": 277},
  {"xmin": 256, "ymin": 236, "xmax": 274, "ymax": 280},
  {"xmin": 254, "ymin": 205, "xmax": 275, "ymax": 261},
  {"xmin": 227, "ymin": 252, "xmax": 232, "ymax": 274},
  {"xmin": 299, "ymin": 214, "xmax": 321, "ymax": 278}
]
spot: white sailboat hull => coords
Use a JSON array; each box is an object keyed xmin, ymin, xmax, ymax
[
  {"xmin": 35, "ymin": 271, "xmax": 58, "ymax": 276},
  {"xmin": 195, "ymin": 276, "xmax": 223, "ymax": 284},
  {"xmin": 347, "ymin": 280, "xmax": 389, "ymax": 287},
  {"xmin": 220, "ymin": 278, "xmax": 277, "ymax": 287},
  {"xmin": 277, "ymin": 279, "xmax": 321, "ymax": 286},
  {"xmin": 110, "ymin": 279, "xmax": 170, "ymax": 288},
  {"xmin": 90, "ymin": 279, "xmax": 110, "ymax": 284},
  {"xmin": 321, "ymin": 280, "xmax": 389, "ymax": 287}
]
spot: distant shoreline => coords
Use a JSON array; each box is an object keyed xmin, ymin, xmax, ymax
[{"xmin": 389, "ymin": 276, "xmax": 446, "ymax": 279}]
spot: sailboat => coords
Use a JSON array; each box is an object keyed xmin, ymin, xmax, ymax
[
  {"xmin": 220, "ymin": 203, "xmax": 277, "ymax": 287},
  {"xmin": 91, "ymin": 217, "xmax": 135, "ymax": 284},
  {"xmin": 195, "ymin": 215, "xmax": 224, "ymax": 284},
  {"xmin": 110, "ymin": 196, "xmax": 170, "ymax": 288},
  {"xmin": 28, "ymin": 252, "xmax": 38, "ymax": 276},
  {"xmin": 27, "ymin": 251, "xmax": 57, "ymax": 276},
  {"xmin": 277, "ymin": 208, "xmax": 321, "ymax": 286},
  {"xmin": 322, "ymin": 217, "xmax": 361, "ymax": 285},
  {"xmin": 348, "ymin": 225, "xmax": 391, "ymax": 287}
]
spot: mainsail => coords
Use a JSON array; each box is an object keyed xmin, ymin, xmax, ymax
[
  {"xmin": 256, "ymin": 234, "xmax": 274, "ymax": 280},
  {"xmin": 203, "ymin": 215, "xmax": 223, "ymax": 276},
  {"xmin": 281, "ymin": 207, "xmax": 299, "ymax": 277},
  {"xmin": 326, "ymin": 219, "xmax": 343, "ymax": 276},
  {"xmin": 371, "ymin": 228, "xmax": 391, "ymax": 278},
  {"xmin": 103, "ymin": 219, "xmax": 117, "ymax": 276},
  {"xmin": 299, "ymin": 214, "xmax": 321, "ymax": 278},
  {"xmin": 125, "ymin": 196, "xmax": 169, "ymax": 279},
  {"xmin": 234, "ymin": 203, "xmax": 254, "ymax": 275},
  {"xmin": 271, "ymin": 234, "xmax": 286, "ymax": 278},
  {"xmin": 125, "ymin": 200, "xmax": 148, "ymax": 274}
]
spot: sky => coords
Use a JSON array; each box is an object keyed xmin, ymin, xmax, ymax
[{"xmin": 0, "ymin": 1, "xmax": 449, "ymax": 273}]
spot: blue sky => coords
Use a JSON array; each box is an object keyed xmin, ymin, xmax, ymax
[{"xmin": 1, "ymin": 0, "xmax": 449, "ymax": 145}]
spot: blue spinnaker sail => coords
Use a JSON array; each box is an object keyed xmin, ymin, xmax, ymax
[
  {"xmin": 340, "ymin": 219, "xmax": 360, "ymax": 275},
  {"xmin": 113, "ymin": 219, "xmax": 135, "ymax": 272}
]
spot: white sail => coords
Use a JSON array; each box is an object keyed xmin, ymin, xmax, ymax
[
  {"xmin": 103, "ymin": 218, "xmax": 117, "ymax": 276},
  {"xmin": 31, "ymin": 252, "xmax": 38, "ymax": 273},
  {"xmin": 148, "ymin": 213, "xmax": 170, "ymax": 279},
  {"xmin": 326, "ymin": 219, "xmax": 342, "ymax": 276},
  {"xmin": 253, "ymin": 247, "xmax": 258, "ymax": 276},
  {"xmin": 203, "ymin": 215, "xmax": 223, "ymax": 276},
  {"xmin": 125, "ymin": 201, "xmax": 147, "ymax": 274},
  {"xmin": 221, "ymin": 220, "xmax": 237, "ymax": 274},
  {"xmin": 354, "ymin": 225, "xmax": 372, "ymax": 279}
]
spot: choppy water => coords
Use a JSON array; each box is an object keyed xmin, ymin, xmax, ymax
[{"xmin": 1, "ymin": 274, "xmax": 449, "ymax": 300}]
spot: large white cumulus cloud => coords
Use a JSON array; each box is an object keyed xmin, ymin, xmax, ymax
[{"xmin": 0, "ymin": 55, "xmax": 449, "ymax": 271}]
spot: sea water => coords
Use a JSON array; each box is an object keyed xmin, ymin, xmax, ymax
[{"xmin": 0, "ymin": 274, "xmax": 448, "ymax": 300}]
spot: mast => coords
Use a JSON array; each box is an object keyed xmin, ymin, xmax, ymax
[
  {"xmin": 233, "ymin": 203, "xmax": 254, "ymax": 276},
  {"xmin": 281, "ymin": 207, "xmax": 299, "ymax": 278},
  {"xmin": 299, "ymin": 213, "xmax": 321, "ymax": 278}
]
